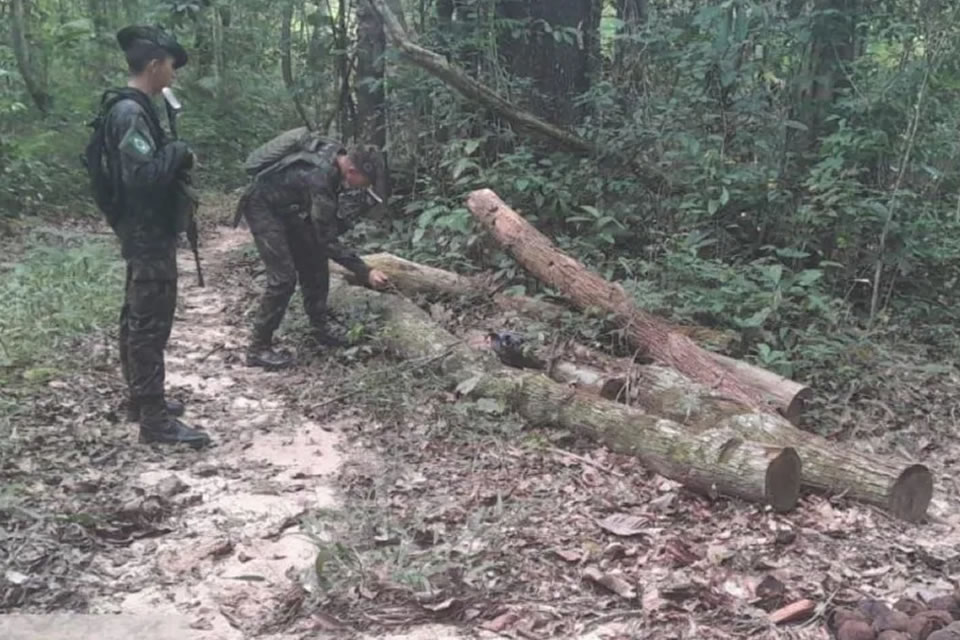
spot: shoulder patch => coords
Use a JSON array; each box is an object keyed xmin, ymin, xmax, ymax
[{"xmin": 120, "ymin": 125, "xmax": 155, "ymax": 157}]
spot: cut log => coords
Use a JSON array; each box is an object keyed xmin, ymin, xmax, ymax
[
  {"xmin": 471, "ymin": 335, "xmax": 933, "ymax": 522},
  {"xmin": 331, "ymin": 253, "xmax": 740, "ymax": 355},
  {"xmin": 605, "ymin": 364, "xmax": 932, "ymax": 522},
  {"xmin": 327, "ymin": 278, "xmax": 802, "ymax": 512},
  {"xmin": 712, "ymin": 354, "xmax": 812, "ymax": 422},
  {"xmin": 465, "ymin": 188, "xmax": 810, "ymax": 419}
]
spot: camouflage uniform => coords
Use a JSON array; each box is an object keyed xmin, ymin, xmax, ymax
[
  {"xmin": 106, "ymin": 94, "xmax": 186, "ymax": 403},
  {"xmin": 98, "ymin": 25, "xmax": 210, "ymax": 448},
  {"xmin": 238, "ymin": 142, "xmax": 372, "ymax": 353}
]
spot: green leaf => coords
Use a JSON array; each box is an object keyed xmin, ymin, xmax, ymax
[
  {"xmin": 456, "ymin": 375, "xmax": 483, "ymax": 397},
  {"xmin": 707, "ymin": 199, "xmax": 720, "ymax": 215},
  {"xmin": 784, "ymin": 119, "xmax": 809, "ymax": 131},
  {"xmin": 719, "ymin": 187, "xmax": 730, "ymax": 206}
]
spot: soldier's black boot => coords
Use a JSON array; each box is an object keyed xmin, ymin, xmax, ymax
[
  {"xmin": 307, "ymin": 322, "xmax": 349, "ymax": 349},
  {"xmin": 245, "ymin": 337, "xmax": 295, "ymax": 369},
  {"xmin": 138, "ymin": 396, "xmax": 212, "ymax": 450},
  {"xmin": 124, "ymin": 397, "xmax": 185, "ymax": 423}
]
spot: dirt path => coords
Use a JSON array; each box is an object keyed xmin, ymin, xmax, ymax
[{"xmin": 72, "ymin": 224, "xmax": 344, "ymax": 638}]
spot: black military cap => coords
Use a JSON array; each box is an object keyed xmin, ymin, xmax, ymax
[{"xmin": 116, "ymin": 25, "xmax": 188, "ymax": 69}]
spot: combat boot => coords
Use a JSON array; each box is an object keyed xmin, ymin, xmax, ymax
[
  {"xmin": 124, "ymin": 397, "xmax": 185, "ymax": 423},
  {"xmin": 138, "ymin": 397, "xmax": 211, "ymax": 450},
  {"xmin": 307, "ymin": 322, "xmax": 349, "ymax": 349},
  {"xmin": 245, "ymin": 343, "xmax": 296, "ymax": 369}
]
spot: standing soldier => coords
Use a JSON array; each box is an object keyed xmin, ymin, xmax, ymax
[
  {"xmin": 89, "ymin": 26, "xmax": 212, "ymax": 448},
  {"xmin": 236, "ymin": 130, "xmax": 390, "ymax": 369}
]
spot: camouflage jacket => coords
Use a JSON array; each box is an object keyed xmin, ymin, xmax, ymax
[
  {"xmin": 103, "ymin": 88, "xmax": 191, "ymax": 260},
  {"xmin": 239, "ymin": 143, "xmax": 371, "ymax": 281}
]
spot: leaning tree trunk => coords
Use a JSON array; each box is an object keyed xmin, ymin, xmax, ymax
[
  {"xmin": 11, "ymin": 0, "xmax": 51, "ymax": 114},
  {"xmin": 327, "ymin": 278, "xmax": 803, "ymax": 512},
  {"xmin": 465, "ymin": 189, "xmax": 812, "ymax": 420}
]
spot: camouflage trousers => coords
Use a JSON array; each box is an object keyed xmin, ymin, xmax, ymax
[
  {"xmin": 119, "ymin": 245, "xmax": 178, "ymax": 401},
  {"xmin": 243, "ymin": 201, "xmax": 331, "ymax": 347}
]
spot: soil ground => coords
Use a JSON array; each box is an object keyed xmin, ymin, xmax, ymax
[{"xmin": 3, "ymin": 193, "xmax": 960, "ymax": 640}]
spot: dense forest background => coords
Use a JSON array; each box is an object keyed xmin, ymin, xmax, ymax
[{"xmin": 3, "ymin": 0, "xmax": 960, "ymax": 416}]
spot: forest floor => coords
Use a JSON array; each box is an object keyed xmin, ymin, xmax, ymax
[{"xmin": 2, "ymin": 192, "xmax": 960, "ymax": 640}]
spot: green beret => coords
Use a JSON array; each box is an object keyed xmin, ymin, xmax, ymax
[{"xmin": 116, "ymin": 25, "xmax": 188, "ymax": 69}]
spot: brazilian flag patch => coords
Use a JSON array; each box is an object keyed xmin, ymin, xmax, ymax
[{"xmin": 120, "ymin": 126, "xmax": 154, "ymax": 157}]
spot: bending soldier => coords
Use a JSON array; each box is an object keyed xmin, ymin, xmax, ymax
[
  {"xmin": 97, "ymin": 26, "xmax": 212, "ymax": 448},
  {"xmin": 237, "ymin": 135, "xmax": 390, "ymax": 369}
]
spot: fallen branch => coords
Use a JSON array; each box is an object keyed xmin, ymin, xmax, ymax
[{"xmin": 328, "ymin": 278, "xmax": 803, "ymax": 512}]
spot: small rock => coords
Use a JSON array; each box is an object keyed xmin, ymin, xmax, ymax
[
  {"xmin": 878, "ymin": 632, "xmax": 910, "ymax": 640},
  {"xmin": 927, "ymin": 629, "xmax": 960, "ymax": 640},
  {"xmin": 860, "ymin": 599, "xmax": 893, "ymax": 622},
  {"xmin": 156, "ymin": 475, "xmax": 189, "ymax": 498},
  {"xmin": 874, "ymin": 610, "xmax": 911, "ymax": 633},
  {"xmin": 774, "ymin": 529, "xmax": 797, "ymax": 545},
  {"xmin": 927, "ymin": 597, "xmax": 960, "ymax": 620},
  {"xmin": 896, "ymin": 599, "xmax": 927, "ymax": 617},
  {"xmin": 831, "ymin": 608, "xmax": 871, "ymax": 633},
  {"xmin": 839, "ymin": 620, "xmax": 877, "ymax": 640},
  {"xmin": 908, "ymin": 611, "xmax": 953, "ymax": 640}
]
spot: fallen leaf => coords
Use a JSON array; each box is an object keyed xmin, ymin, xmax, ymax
[
  {"xmin": 423, "ymin": 598, "xmax": 457, "ymax": 612},
  {"xmin": 770, "ymin": 599, "xmax": 816, "ymax": 624},
  {"xmin": 554, "ymin": 548, "xmax": 582, "ymax": 563},
  {"xmin": 481, "ymin": 611, "xmax": 520, "ymax": 632},
  {"xmin": 5, "ymin": 570, "xmax": 29, "ymax": 585},
  {"xmin": 597, "ymin": 513, "xmax": 648, "ymax": 537},
  {"xmin": 583, "ymin": 566, "xmax": 637, "ymax": 599}
]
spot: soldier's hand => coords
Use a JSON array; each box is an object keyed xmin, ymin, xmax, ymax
[{"xmin": 367, "ymin": 269, "xmax": 390, "ymax": 290}]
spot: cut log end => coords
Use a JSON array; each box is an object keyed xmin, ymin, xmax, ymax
[
  {"xmin": 765, "ymin": 447, "xmax": 803, "ymax": 513},
  {"xmin": 783, "ymin": 387, "xmax": 814, "ymax": 422},
  {"xmin": 888, "ymin": 463, "xmax": 934, "ymax": 522}
]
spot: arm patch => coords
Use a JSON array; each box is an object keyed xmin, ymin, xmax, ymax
[{"xmin": 119, "ymin": 121, "xmax": 155, "ymax": 159}]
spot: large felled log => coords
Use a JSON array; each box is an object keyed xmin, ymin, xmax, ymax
[
  {"xmin": 466, "ymin": 188, "xmax": 810, "ymax": 419},
  {"xmin": 326, "ymin": 278, "xmax": 802, "ymax": 512},
  {"xmin": 331, "ymin": 253, "xmax": 739, "ymax": 353},
  {"xmin": 470, "ymin": 331, "xmax": 933, "ymax": 522}
]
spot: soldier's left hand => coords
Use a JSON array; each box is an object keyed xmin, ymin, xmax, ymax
[{"xmin": 367, "ymin": 269, "xmax": 390, "ymax": 290}]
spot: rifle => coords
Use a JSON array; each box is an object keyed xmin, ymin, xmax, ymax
[{"xmin": 162, "ymin": 87, "xmax": 204, "ymax": 287}]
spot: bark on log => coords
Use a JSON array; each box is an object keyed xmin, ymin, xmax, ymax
[
  {"xmin": 465, "ymin": 188, "xmax": 810, "ymax": 419},
  {"xmin": 330, "ymin": 252, "xmax": 739, "ymax": 352},
  {"xmin": 326, "ymin": 278, "xmax": 802, "ymax": 512},
  {"xmin": 469, "ymin": 327, "xmax": 933, "ymax": 521}
]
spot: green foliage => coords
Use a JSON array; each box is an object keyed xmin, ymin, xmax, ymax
[{"xmin": 0, "ymin": 235, "xmax": 123, "ymax": 380}]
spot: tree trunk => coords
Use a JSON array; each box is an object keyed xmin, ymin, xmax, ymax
[
  {"xmin": 495, "ymin": 0, "xmax": 600, "ymax": 125},
  {"xmin": 282, "ymin": 0, "xmax": 316, "ymax": 129},
  {"xmin": 363, "ymin": 0, "xmax": 670, "ymax": 192},
  {"xmin": 355, "ymin": 2, "xmax": 387, "ymax": 147},
  {"xmin": 326, "ymin": 279, "xmax": 803, "ymax": 512},
  {"xmin": 465, "ymin": 188, "xmax": 810, "ymax": 419},
  {"xmin": 11, "ymin": 0, "xmax": 51, "ymax": 114}
]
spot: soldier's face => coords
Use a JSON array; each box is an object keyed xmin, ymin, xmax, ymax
[
  {"xmin": 147, "ymin": 56, "xmax": 176, "ymax": 94},
  {"xmin": 343, "ymin": 166, "xmax": 372, "ymax": 190}
]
